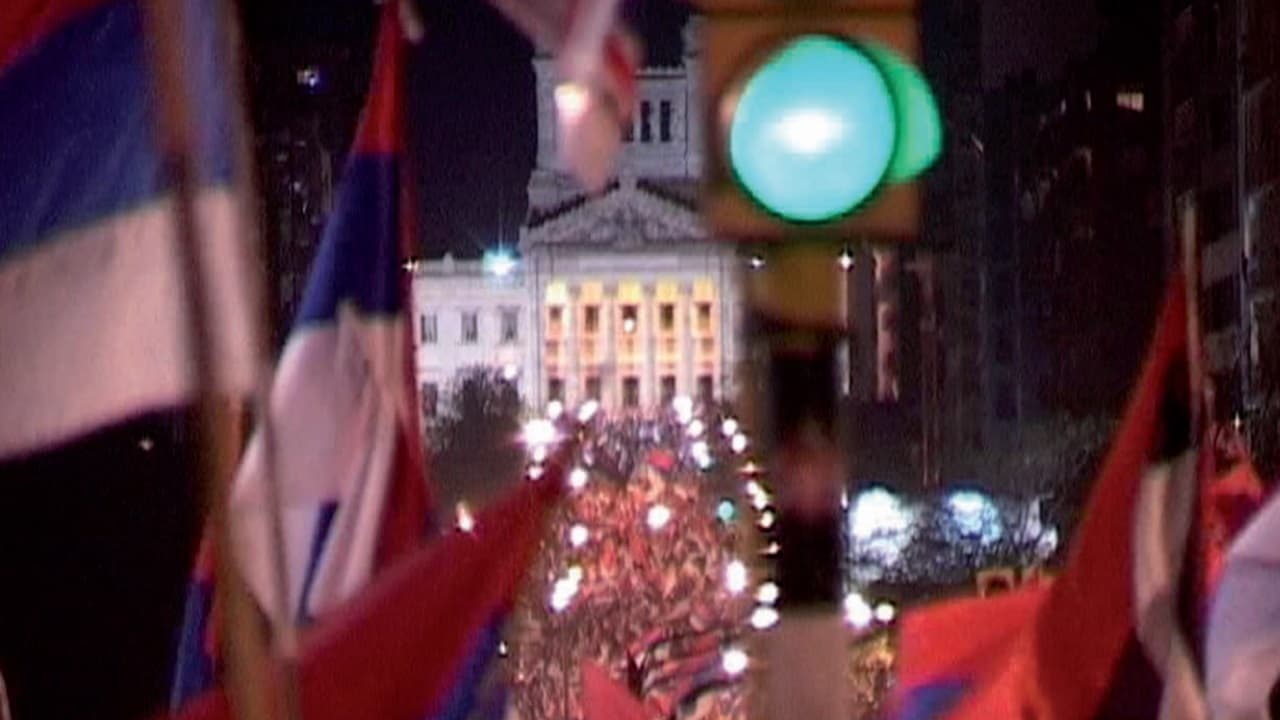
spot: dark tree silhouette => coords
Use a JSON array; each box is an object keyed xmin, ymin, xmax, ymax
[{"xmin": 430, "ymin": 366, "xmax": 526, "ymax": 514}]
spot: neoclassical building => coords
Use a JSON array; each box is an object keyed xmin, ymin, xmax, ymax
[{"xmin": 412, "ymin": 24, "xmax": 744, "ymax": 418}]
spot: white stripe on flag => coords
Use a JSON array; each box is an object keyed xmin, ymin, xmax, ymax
[
  {"xmin": 0, "ymin": 190, "xmax": 258, "ymax": 458},
  {"xmin": 1132, "ymin": 449, "xmax": 1209, "ymax": 720},
  {"xmin": 232, "ymin": 307, "xmax": 405, "ymax": 622},
  {"xmin": 1208, "ymin": 492, "xmax": 1280, "ymax": 719}
]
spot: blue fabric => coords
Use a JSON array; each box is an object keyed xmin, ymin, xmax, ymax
[
  {"xmin": 297, "ymin": 501, "xmax": 341, "ymax": 622},
  {"xmin": 430, "ymin": 615, "xmax": 507, "ymax": 720},
  {"xmin": 0, "ymin": 0, "xmax": 234, "ymax": 260},
  {"xmin": 896, "ymin": 678, "xmax": 970, "ymax": 720},
  {"xmin": 169, "ymin": 577, "xmax": 215, "ymax": 708},
  {"xmin": 294, "ymin": 155, "xmax": 403, "ymax": 326}
]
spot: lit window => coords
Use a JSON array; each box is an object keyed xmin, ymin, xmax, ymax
[
  {"xmin": 621, "ymin": 305, "xmax": 639, "ymax": 334},
  {"xmin": 659, "ymin": 303, "xmax": 675, "ymax": 332},
  {"xmin": 420, "ymin": 313, "xmax": 437, "ymax": 344},
  {"xmin": 500, "ymin": 308, "xmax": 519, "ymax": 343},
  {"xmin": 1116, "ymin": 91, "xmax": 1145, "ymax": 112},
  {"xmin": 696, "ymin": 302, "xmax": 713, "ymax": 333},
  {"xmin": 549, "ymin": 306, "xmax": 564, "ymax": 335},
  {"xmin": 461, "ymin": 311, "xmax": 478, "ymax": 344}
]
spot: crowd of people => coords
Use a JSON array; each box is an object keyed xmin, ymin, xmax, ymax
[{"xmin": 509, "ymin": 455, "xmax": 751, "ymax": 720}]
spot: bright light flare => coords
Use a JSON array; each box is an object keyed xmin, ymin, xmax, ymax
[
  {"xmin": 721, "ymin": 417, "xmax": 740, "ymax": 437},
  {"xmin": 546, "ymin": 400, "xmax": 564, "ymax": 421},
  {"xmin": 722, "ymin": 648, "xmax": 749, "ymax": 676},
  {"xmin": 874, "ymin": 602, "xmax": 896, "ymax": 624},
  {"xmin": 687, "ymin": 419, "xmax": 706, "ymax": 438},
  {"xmin": 501, "ymin": 363, "xmax": 519, "ymax": 381},
  {"xmin": 577, "ymin": 399, "xmax": 600, "ymax": 423},
  {"xmin": 730, "ymin": 433, "xmax": 748, "ymax": 454},
  {"xmin": 483, "ymin": 249, "xmax": 517, "ymax": 277},
  {"xmin": 569, "ymin": 523, "xmax": 590, "ymax": 548},
  {"xmin": 850, "ymin": 488, "xmax": 911, "ymax": 540},
  {"xmin": 455, "ymin": 502, "xmax": 475, "ymax": 533},
  {"xmin": 844, "ymin": 592, "xmax": 873, "ymax": 629},
  {"xmin": 758, "ymin": 509, "xmax": 776, "ymax": 530},
  {"xmin": 771, "ymin": 108, "xmax": 845, "ymax": 155},
  {"xmin": 554, "ymin": 82, "xmax": 591, "ymax": 121},
  {"xmin": 725, "ymin": 559, "xmax": 748, "ymax": 595},
  {"xmin": 750, "ymin": 606, "xmax": 780, "ymax": 630},
  {"xmin": 523, "ymin": 418, "xmax": 557, "ymax": 448},
  {"xmin": 839, "ymin": 249, "xmax": 855, "ymax": 271},
  {"xmin": 672, "ymin": 395, "xmax": 694, "ymax": 423},
  {"xmin": 755, "ymin": 581, "xmax": 779, "ymax": 605},
  {"xmin": 568, "ymin": 467, "xmax": 589, "ymax": 490},
  {"xmin": 646, "ymin": 504, "xmax": 672, "ymax": 531}
]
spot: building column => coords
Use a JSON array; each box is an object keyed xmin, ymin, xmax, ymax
[
  {"xmin": 642, "ymin": 282, "xmax": 657, "ymax": 409},
  {"xmin": 680, "ymin": 281, "xmax": 695, "ymax": 401},
  {"xmin": 566, "ymin": 283, "xmax": 581, "ymax": 407},
  {"xmin": 602, "ymin": 282, "xmax": 617, "ymax": 412}
]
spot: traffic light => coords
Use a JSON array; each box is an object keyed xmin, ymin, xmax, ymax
[{"xmin": 698, "ymin": 0, "xmax": 940, "ymax": 240}]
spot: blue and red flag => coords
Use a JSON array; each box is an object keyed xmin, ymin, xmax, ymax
[
  {"xmin": 167, "ymin": 455, "xmax": 568, "ymax": 720},
  {"xmin": 170, "ymin": 5, "xmax": 430, "ymax": 706},
  {"xmin": 0, "ymin": 0, "xmax": 259, "ymax": 458}
]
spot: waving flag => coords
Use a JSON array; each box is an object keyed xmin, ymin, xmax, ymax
[
  {"xmin": 168, "ymin": 459, "xmax": 567, "ymax": 720},
  {"xmin": 484, "ymin": 0, "xmax": 640, "ymax": 191},
  {"xmin": 0, "ymin": 0, "xmax": 258, "ymax": 459},
  {"xmin": 1206, "ymin": 470, "xmax": 1280, "ymax": 719},
  {"xmin": 894, "ymin": 276, "xmax": 1212, "ymax": 720},
  {"xmin": 171, "ymin": 6, "xmax": 429, "ymax": 705}
]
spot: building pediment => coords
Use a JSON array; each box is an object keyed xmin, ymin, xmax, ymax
[{"xmin": 521, "ymin": 176, "xmax": 708, "ymax": 250}]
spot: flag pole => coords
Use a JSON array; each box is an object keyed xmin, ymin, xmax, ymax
[{"xmin": 139, "ymin": 1, "xmax": 300, "ymax": 719}]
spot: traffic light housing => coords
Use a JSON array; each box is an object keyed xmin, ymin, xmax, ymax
[{"xmin": 698, "ymin": 0, "xmax": 938, "ymax": 241}]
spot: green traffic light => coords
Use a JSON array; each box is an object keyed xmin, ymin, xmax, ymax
[
  {"xmin": 727, "ymin": 35, "xmax": 898, "ymax": 224},
  {"xmin": 863, "ymin": 43, "xmax": 943, "ymax": 182}
]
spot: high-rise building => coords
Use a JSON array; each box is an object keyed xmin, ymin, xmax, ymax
[{"xmin": 247, "ymin": 41, "xmax": 371, "ymax": 346}]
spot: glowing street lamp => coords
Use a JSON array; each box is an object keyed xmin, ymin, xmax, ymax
[
  {"xmin": 456, "ymin": 502, "xmax": 475, "ymax": 533},
  {"xmin": 722, "ymin": 647, "xmax": 749, "ymax": 676},
  {"xmin": 568, "ymin": 467, "xmax": 589, "ymax": 490},
  {"xmin": 750, "ymin": 606, "xmax": 780, "ymax": 630},
  {"xmin": 726, "ymin": 559, "xmax": 748, "ymax": 595},
  {"xmin": 483, "ymin": 248, "xmax": 517, "ymax": 277},
  {"xmin": 569, "ymin": 523, "xmax": 590, "ymax": 548}
]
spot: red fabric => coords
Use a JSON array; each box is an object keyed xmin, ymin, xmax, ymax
[
  {"xmin": 351, "ymin": 8, "xmax": 403, "ymax": 156},
  {"xmin": 0, "ymin": 0, "xmax": 106, "ymax": 72},
  {"xmin": 894, "ymin": 584, "xmax": 1049, "ymax": 706},
  {"xmin": 1202, "ymin": 459, "xmax": 1265, "ymax": 602},
  {"xmin": 582, "ymin": 660, "xmax": 650, "ymax": 720},
  {"xmin": 1024, "ymin": 276, "xmax": 1188, "ymax": 720},
  {"xmin": 167, "ymin": 469, "xmax": 565, "ymax": 720}
]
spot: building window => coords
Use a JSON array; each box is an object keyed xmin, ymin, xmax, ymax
[
  {"xmin": 697, "ymin": 375, "xmax": 714, "ymax": 403},
  {"xmin": 420, "ymin": 313, "xmax": 438, "ymax": 344},
  {"xmin": 461, "ymin": 311, "xmax": 478, "ymax": 344},
  {"xmin": 640, "ymin": 101, "xmax": 653, "ymax": 142},
  {"xmin": 549, "ymin": 306, "xmax": 564, "ymax": 335},
  {"xmin": 659, "ymin": 303, "xmax": 675, "ymax": 332},
  {"xmin": 585, "ymin": 376, "xmax": 602, "ymax": 401},
  {"xmin": 623, "ymin": 119, "xmax": 634, "ymax": 143},
  {"xmin": 584, "ymin": 305, "xmax": 600, "ymax": 334},
  {"xmin": 622, "ymin": 377, "xmax": 640, "ymax": 408},
  {"xmin": 621, "ymin": 305, "xmax": 639, "ymax": 334},
  {"xmin": 500, "ymin": 308, "xmax": 519, "ymax": 343},
  {"xmin": 548, "ymin": 377, "xmax": 564, "ymax": 402},
  {"xmin": 659, "ymin": 100, "xmax": 672, "ymax": 142},
  {"xmin": 660, "ymin": 375, "xmax": 677, "ymax": 405},
  {"xmin": 1115, "ymin": 91, "xmax": 1145, "ymax": 113},
  {"xmin": 695, "ymin": 302, "xmax": 713, "ymax": 333},
  {"xmin": 420, "ymin": 382, "xmax": 438, "ymax": 419}
]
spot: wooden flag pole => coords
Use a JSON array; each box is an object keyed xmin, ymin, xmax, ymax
[{"xmin": 140, "ymin": 0, "xmax": 300, "ymax": 718}]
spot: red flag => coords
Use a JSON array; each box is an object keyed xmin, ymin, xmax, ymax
[
  {"xmin": 166, "ymin": 467, "xmax": 565, "ymax": 720},
  {"xmin": 582, "ymin": 661, "xmax": 650, "ymax": 720}
]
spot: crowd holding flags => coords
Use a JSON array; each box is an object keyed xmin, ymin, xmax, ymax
[{"xmin": 10, "ymin": 0, "xmax": 1280, "ymax": 716}]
